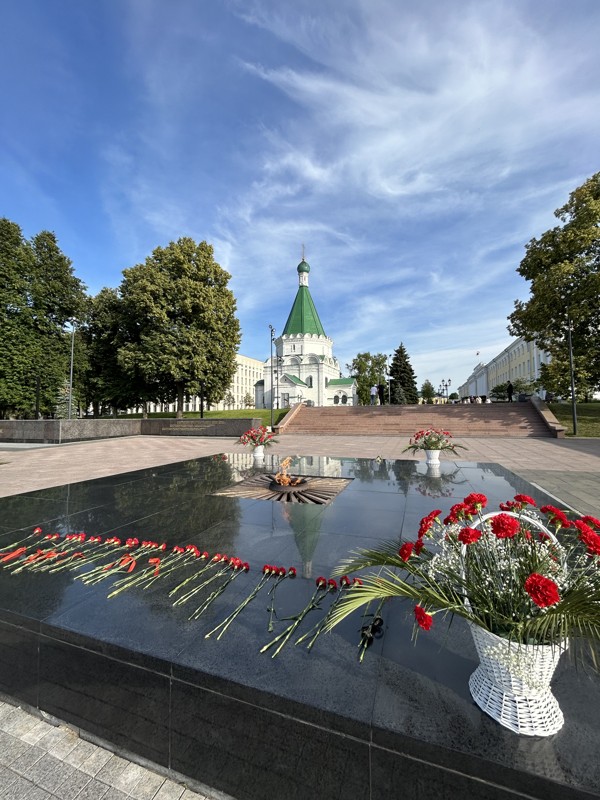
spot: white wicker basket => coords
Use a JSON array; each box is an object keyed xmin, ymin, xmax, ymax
[
  {"xmin": 465, "ymin": 511, "xmax": 566, "ymax": 736},
  {"xmin": 469, "ymin": 622, "xmax": 566, "ymax": 736}
]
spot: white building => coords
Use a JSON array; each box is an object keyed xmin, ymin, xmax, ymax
[
  {"xmin": 256, "ymin": 258, "xmax": 357, "ymax": 409},
  {"xmin": 458, "ymin": 339, "xmax": 550, "ymax": 400},
  {"xmin": 212, "ymin": 354, "xmax": 264, "ymax": 411}
]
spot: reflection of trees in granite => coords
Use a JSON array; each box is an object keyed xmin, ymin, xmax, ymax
[
  {"xmin": 350, "ymin": 458, "xmax": 390, "ymax": 484},
  {"xmin": 391, "ymin": 461, "xmax": 418, "ymax": 495},
  {"xmin": 281, "ymin": 504, "xmax": 324, "ymax": 579}
]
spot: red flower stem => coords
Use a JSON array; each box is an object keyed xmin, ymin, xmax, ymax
[
  {"xmin": 168, "ymin": 559, "xmax": 215, "ymax": 598},
  {"xmin": 296, "ymin": 586, "xmax": 348, "ymax": 649},
  {"xmin": 0, "ymin": 528, "xmax": 44, "ymax": 557},
  {"xmin": 260, "ymin": 587, "xmax": 326, "ymax": 658},
  {"xmin": 172, "ymin": 564, "xmax": 228, "ymax": 606},
  {"xmin": 205, "ymin": 573, "xmax": 271, "ymax": 640},
  {"xmin": 188, "ymin": 569, "xmax": 245, "ymax": 620}
]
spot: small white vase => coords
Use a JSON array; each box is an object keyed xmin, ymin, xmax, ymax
[
  {"xmin": 426, "ymin": 463, "xmax": 441, "ymax": 478},
  {"xmin": 424, "ymin": 449, "xmax": 440, "ymax": 467},
  {"xmin": 253, "ymin": 445, "xmax": 265, "ymax": 462},
  {"xmin": 468, "ymin": 623, "xmax": 566, "ymax": 736}
]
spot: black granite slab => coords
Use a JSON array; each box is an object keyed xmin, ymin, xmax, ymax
[{"xmin": 0, "ymin": 453, "xmax": 598, "ymax": 800}]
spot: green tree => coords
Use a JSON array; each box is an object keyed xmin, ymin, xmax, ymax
[
  {"xmin": 0, "ymin": 219, "xmax": 86, "ymax": 418},
  {"xmin": 117, "ymin": 238, "xmax": 241, "ymax": 417},
  {"xmin": 537, "ymin": 356, "xmax": 594, "ymax": 402},
  {"xmin": 346, "ymin": 352, "xmax": 388, "ymax": 405},
  {"xmin": 420, "ymin": 379, "xmax": 436, "ymax": 403},
  {"xmin": 389, "ymin": 343, "xmax": 418, "ymax": 404},
  {"xmin": 489, "ymin": 379, "xmax": 534, "ymax": 402},
  {"xmin": 243, "ymin": 392, "xmax": 255, "ymax": 408},
  {"xmin": 508, "ymin": 172, "xmax": 600, "ymax": 393}
]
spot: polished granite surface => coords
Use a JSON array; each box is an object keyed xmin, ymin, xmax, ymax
[{"xmin": 0, "ymin": 453, "xmax": 598, "ymax": 800}]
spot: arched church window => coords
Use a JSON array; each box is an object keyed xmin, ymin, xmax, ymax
[
  {"xmin": 341, "ymin": 394, "xmax": 347, "ymax": 404},
  {"xmin": 307, "ymin": 376, "xmax": 313, "ymax": 388},
  {"xmin": 333, "ymin": 395, "xmax": 339, "ymax": 404}
]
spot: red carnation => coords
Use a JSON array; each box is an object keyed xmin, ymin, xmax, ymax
[
  {"xmin": 398, "ymin": 542, "xmax": 414, "ymax": 561},
  {"xmin": 458, "ymin": 527, "xmax": 482, "ymax": 545},
  {"xmin": 490, "ymin": 513, "xmax": 520, "ymax": 539},
  {"xmin": 414, "ymin": 539, "xmax": 424, "ymax": 555},
  {"xmin": 540, "ymin": 505, "xmax": 571, "ymax": 529},
  {"xmin": 327, "ymin": 579, "xmax": 337, "ymax": 591},
  {"xmin": 316, "ymin": 576, "xmax": 327, "ymax": 588},
  {"xmin": 288, "ymin": 567, "xmax": 297, "ymax": 578},
  {"xmin": 464, "ymin": 493, "xmax": 487, "ymax": 509},
  {"xmin": 340, "ymin": 575, "xmax": 351, "ymax": 587},
  {"xmin": 499, "ymin": 500, "xmax": 518, "ymax": 511},
  {"xmin": 414, "ymin": 605, "xmax": 433, "ymax": 631},
  {"xmin": 573, "ymin": 520, "xmax": 600, "ymax": 555},
  {"xmin": 524, "ymin": 573, "xmax": 561, "ymax": 608},
  {"xmin": 581, "ymin": 516, "xmax": 600, "ymax": 531},
  {"xmin": 514, "ymin": 494, "xmax": 537, "ymax": 507}
]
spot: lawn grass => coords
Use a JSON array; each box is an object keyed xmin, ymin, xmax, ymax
[{"xmin": 548, "ymin": 402, "xmax": 600, "ymax": 437}]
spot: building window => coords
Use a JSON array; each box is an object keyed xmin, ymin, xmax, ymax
[
  {"xmin": 333, "ymin": 395, "xmax": 339, "ymax": 404},
  {"xmin": 307, "ymin": 376, "xmax": 313, "ymax": 388},
  {"xmin": 341, "ymin": 394, "xmax": 347, "ymax": 404}
]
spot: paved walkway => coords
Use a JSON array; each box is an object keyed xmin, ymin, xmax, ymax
[{"xmin": 0, "ymin": 433, "xmax": 598, "ymax": 800}]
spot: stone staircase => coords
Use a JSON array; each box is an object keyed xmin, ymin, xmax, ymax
[{"xmin": 277, "ymin": 402, "xmax": 556, "ymax": 438}]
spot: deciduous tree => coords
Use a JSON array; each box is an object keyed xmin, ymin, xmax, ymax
[
  {"xmin": 346, "ymin": 352, "xmax": 388, "ymax": 405},
  {"xmin": 508, "ymin": 172, "xmax": 600, "ymax": 392},
  {"xmin": 117, "ymin": 238, "xmax": 240, "ymax": 417}
]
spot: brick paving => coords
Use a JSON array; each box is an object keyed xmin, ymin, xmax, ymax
[{"xmin": 0, "ymin": 432, "xmax": 598, "ymax": 799}]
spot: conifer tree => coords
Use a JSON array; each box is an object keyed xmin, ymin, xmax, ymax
[{"xmin": 389, "ymin": 343, "xmax": 418, "ymax": 404}]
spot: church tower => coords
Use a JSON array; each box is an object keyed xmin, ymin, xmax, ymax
[{"xmin": 262, "ymin": 257, "xmax": 356, "ymax": 410}]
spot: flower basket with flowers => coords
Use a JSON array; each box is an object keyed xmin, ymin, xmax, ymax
[
  {"xmin": 403, "ymin": 428, "xmax": 466, "ymax": 458},
  {"xmin": 326, "ymin": 493, "xmax": 600, "ymax": 735},
  {"xmin": 238, "ymin": 425, "xmax": 277, "ymax": 449}
]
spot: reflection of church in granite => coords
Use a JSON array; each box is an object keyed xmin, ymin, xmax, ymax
[{"xmin": 281, "ymin": 503, "xmax": 323, "ymax": 579}]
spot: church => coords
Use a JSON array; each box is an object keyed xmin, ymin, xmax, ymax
[{"xmin": 256, "ymin": 258, "xmax": 357, "ymax": 409}]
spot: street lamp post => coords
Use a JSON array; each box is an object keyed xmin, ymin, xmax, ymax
[
  {"xmin": 441, "ymin": 378, "xmax": 451, "ymax": 401},
  {"xmin": 269, "ymin": 325, "xmax": 275, "ymax": 429},
  {"xmin": 68, "ymin": 321, "xmax": 76, "ymax": 419}
]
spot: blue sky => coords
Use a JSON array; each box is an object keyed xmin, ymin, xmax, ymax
[{"xmin": 2, "ymin": 0, "xmax": 599, "ymax": 392}]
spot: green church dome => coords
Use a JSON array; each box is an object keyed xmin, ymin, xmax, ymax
[{"xmin": 297, "ymin": 259, "xmax": 310, "ymax": 273}]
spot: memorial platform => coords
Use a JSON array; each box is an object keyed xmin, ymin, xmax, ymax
[{"xmin": 0, "ymin": 452, "xmax": 598, "ymax": 800}]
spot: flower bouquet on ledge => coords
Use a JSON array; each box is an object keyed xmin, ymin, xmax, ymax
[
  {"xmin": 326, "ymin": 493, "xmax": 600, "ymax": 736},
  {"xmin": 403, "ymin": 428, "xmax": 466, "ymax": 466},
  {"xmin": 238, "ymin": 425, "xmax": 277, "ymax": 451}
]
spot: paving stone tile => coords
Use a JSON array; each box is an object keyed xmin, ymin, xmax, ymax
[
  {"xmin": 0, "ymin": 735, "xmax": 31, "ymax": 767},
  {"xmin": 111, "ymin": 762, "xmax": 148, "ymax": 793},
  {"xmin": 100, "ymin": 788, "xmax": 130, "ymax": 800},
  {"xmin": 180, "ymin": 790, "xmax": 208, "ymax": 800},
  {"xmin": 79, "ymin": 747, "xmax": 113, "ymax": 777},
  {"xmin": 1, "ymin": 709, "xmax": 38, "ymax": 738},
  {"xmin": 128, "ymin": 770, "xmax": 165, "ymax": 800},
  {"xmin": 0, "ymin": 768, "xmax": 17, "ymax": 794},
  {"xmin": 72, "ymin": 779, "xmax": 110, "ymax": 800},
  {"xmin": 9, "ymin": 744, "xmax": 45, "ymax": 775},
  {"xmin": 64, "ymin": 742, "xmax": 105, "ymax": 771},
  {"xmin": 94, "ymin": 756, "xmax": 130, "ymax": 787},
  {"xmin": 152, "ymin": 780, "xmax": 186, "ymax": 800},
  {"xmin": 36, "ymin": 725, "xmax": 78, "ymax": 756},
  {"xmin": 23, "ymin": 785, "xmax": 52, "ymax": 800},
  {"xmin": 22, "ymin": 753, "xmax": 76, "ymax": 794},
  {"xmin": 20, "ymin": 721, "xmax": 52, "ymax": 746},
  {"xmin": 52, "ymin": 768, "xmax": 92, "ymax": 800},
  {"xmin": 0, "ymin": 774, "xmax": 34, "ymax": 800}
]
